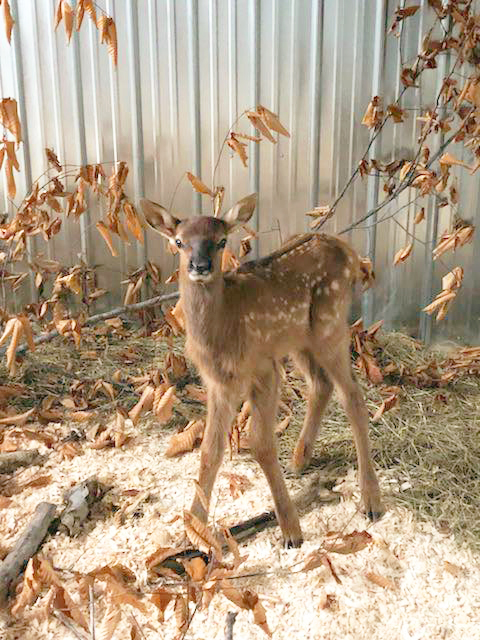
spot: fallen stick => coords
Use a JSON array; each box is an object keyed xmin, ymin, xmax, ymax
[
  {"xmin": 1, "ymin": 290, "xmax": 180, "ymax": 358},
  {"xmin": 0, "ymin": 449, "xmax": 46, "ymax": 474},
  {"xmin": 0, "ymin": 501, "xmax": 57, "ymax": 604},
  {"xmin": 227, "ymin": 474, "xmax": 338, "ymax": 545},
  {"xmin": 225, "ymin": 611, "xmax": 238, "ymax": 640}
]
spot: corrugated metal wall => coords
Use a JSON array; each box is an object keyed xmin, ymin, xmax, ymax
[{"xmin": 1, "ymin": 0, "xmax": 479, "ymax": 342}]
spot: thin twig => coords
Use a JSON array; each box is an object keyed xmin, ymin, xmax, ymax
[
  {"xmin": 211, "ymin": 109, "xmax": 250, "ymax": 188},
  {"xmin": 168, "ymin": 172, "xmax": 188, "ymax": 214},
  {"xmin": 339, "ymin": 112, "xmax": 473, "ymax": 236},
  {"xmin": 316, "ymin": 11, "xmax": 443, "ymax": 230},
  {"xmin": 89, "ymin": 584, "xmax": 95, "ymax": 640},
  {"xmin": 225, "ymin": 611, "xmax": 238, "ymax": 640},
  {"xmin": 52, "ymin": 610, "xmax": 89, "ymax": 640}
]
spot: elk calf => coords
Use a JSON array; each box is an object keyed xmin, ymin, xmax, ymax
[{"xmin": 141, "ymin": 194, "xmax": 384, "ymax": 547}]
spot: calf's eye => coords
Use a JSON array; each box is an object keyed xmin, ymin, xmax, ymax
[
  {"xmin": 175, "ymin": 238, "xmax": 183, "ymax": 248},
  {"xmin": 218, "ymin": 238, "xmax": 227, "ymax": 249}
]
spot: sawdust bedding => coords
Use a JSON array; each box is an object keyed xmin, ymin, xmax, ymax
[{"xmin": 1, "ymin": 334, "xmax": 480, "ymax": 639}]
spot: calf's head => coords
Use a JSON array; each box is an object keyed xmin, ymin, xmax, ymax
[{"xmin": 140, "ymin": 194, "xmax": 257, "ymax": 283}]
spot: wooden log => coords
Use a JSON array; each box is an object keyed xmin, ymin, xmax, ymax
[
  {"xmin": 0, "ymin": 501, "xmax": 57, "ymax": 604},
  {"xmin": 0, "ymin": 449, "xmax": 46, "ymax": 474}
]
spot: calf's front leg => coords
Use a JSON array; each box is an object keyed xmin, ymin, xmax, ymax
[{"xmin": 190, "ymin": 384, "xmax": 236, "ymax": 523}]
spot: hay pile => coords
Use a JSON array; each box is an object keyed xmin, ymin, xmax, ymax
[{"xmin": 0, "ymin": 328, "xmax": 479, "ymax": 639}]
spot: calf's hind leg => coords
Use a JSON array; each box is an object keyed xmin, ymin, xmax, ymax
[
  {"xmin": 317, "ymin": 337, "xmax": 384, "ymax": 521},
  {"xmin": 291, "ymin": 349, "xmax": 333, "ymax": 472}
]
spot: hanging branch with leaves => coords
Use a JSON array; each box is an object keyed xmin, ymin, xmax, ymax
[{"xmin": 309, "ymin": 0, "xmax": 480, "ymax": 323}]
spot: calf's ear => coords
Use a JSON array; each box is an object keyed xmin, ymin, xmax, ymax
[{"xmin": 140, "ymin": 199, "xmax": 181, "ymax": 239}]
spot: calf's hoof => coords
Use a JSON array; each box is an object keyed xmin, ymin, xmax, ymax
[
  {"xmin": 363, "ymin": 492, "xmax": 385, "ymax": 522},
  {"xmin": 366, "ymin": 509, "xmax": 384, "ymax": 522},
  {"xmin": 283, "ymin": 534, "xmax": 304, "ymax": 549},
  {"xmin": 290, "ymin": 441, "xmax": 312, "ymax": 474}
]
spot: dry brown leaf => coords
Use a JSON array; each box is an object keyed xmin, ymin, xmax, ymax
[
  {"xmin": 226, "ymin": 472, "xmax": 253, "ymax": 499},
  {"xmin": 97, "ymin": 602, "xmax": 122, "ymax": 640},
  {"xmin": 60, "ymin": 0, "xmax": 74, "ymax": 43},
  {"xmin": 98, "ymin": 15, "xmax": 118, "ymax": 66},
  {"xmin": 246, "ymin": 112, "xmax": 276, "ymax": 143},
  {"xmin": 2, "ymin": 0, "xmax": 15, "ymax": 43},
  {"xmin": 5, "ymin": 156, "xmax": 16, "ymax": 198},
  {"xmin": 0, "ymin": 317, "xmax": 16, "ymax": 347},
  {"xmin": 361, "ymin": 96, "xmax": 383, "ymax": 130},
  {"xmin": 172, "ymin": 298, "xmax": 185, "ymax": 331},
  {"xmin": 5, "ymin": 319, "xmax": 22, "ymax": 377},
  {"xmin": 184, "ymin": 384, "xmax": 207, "ymax": 404},
  {"xmin": 19, "ymin": 474, "xmax": 53, "ymax": 492},
  {"xmin": 372, "ymin": 394, "xmax": 398, "ymax": 422},
  {"xmin": 433, "ymin": 225, "xmax": 475, "ymax": 259},
  {"xmin": 182, "ymin": 555, "xmax": 208, "ymax": 582},
  {"xmin": 358, "ymin": 353, "xmax": 384, "ymax": 385},
  {"xmin": 70, "ymin": 410, "xmax": 95, "ymax": 422},
  {"xmin": 150, "ymin": 587, "xmax": 173, "ymax": 622},
  {"xmin": 439, "ymin": 152, "xmax": 471, "ymax": 170},
  {"xmin": 165, "ymin": 419, "xmax": 205, "ymax": 457},
  {"xmin": 186, "ymin": 172, "xmax": 215, "ymax": 197},
  {"xmin": 164, "ymin": 307, "xmax": 184, "ymax": 335},
  {"xmin": 213, "ymin": 186, "xmax": 225, "ymax": 217},
  {"xmin": 36, "ymin": 555, "xmax": 61, "ymax": 588},
  {"xmin": 393, "ymin": 242, "xmax": 413, "ymax": 266},
  {"xmin": 221, "ymin": 583, "xmax": 271, "ymax": 636},
  {"xmin": 165, "ymin": 351, "xmax": 187, "ymax": 378},
  {"xmin": 103, "ymin": 575, "xmax": 148, "ymax": 614},
  {"xmin": 184, "ymin": 509, "xmax": 222, "ymax": 560},
  {"xmin": 96, "ymin": 222, "xmax": 119, "ymax": 257},
  {"xmin": 251, "ymin": 596, "xmax": 271, "ymax": 637},
  {"xmin": 275, "ymin": 414, "xmax": 291, "ymax": 435},
  {"xmin": 443, "ymin": 560, "xmax": 463, "ymax": 577},
  {"xmin": 359, "ymin": 256, "xmax": 375, "ymax": 290},
  {"xmin": 0, "ymin": 98, "xmax": 22, "ymax": 143},
  {"xmin": 45, "ymin": 147, "xmax": 62, "ymax": 171},
  {"xmin": 227, "ymin": 133, "xmax": 248, "ymax": 167},
  {"xmin": 365, "ymin": 571, "xmax": 397, "ymax": 590},
  {"xmin": 414, "ymin": 207, "xmax": 425, "ymax": 224},
  {"xmin": 221, "ymin": 581, "xmax": 246, "ymax": 608},
  {"xmin": 129, "ymin": 385, "xmax": 155, "ymax": 425},
  {"xmin": 153, "ymin": 385, "xmax": 176, "ymax": 423},
  {"xmin": 301, "ymin": 550, "xmax": 329, "ymax": 573},
  {"xmin": 221, "ymin": 527, "xmax": 242, "ymax": 569},
  {"xmin": 257, "ymin": 105, "xmax": 290, "ymax": 138},
  {"xmin": 324, "ymin": 530, "xmax": 372, "ymax": 554},
  {"xmin": 52, "ymin": 583, "xmax": 89, "ymax": 629},
  {"xmin": 123, "ymin": 201, "xmax": 144, "ymax": 243},
  {"xmin": 145, "ymin": 546, "xmax": 184, "ymax": 571},
  {"xmin": 174, "ymin": 595, "xmax": 189, "ymax": 633},
  {"xmin": 11, "ymin": 557, "xmax": 44, "ymax": 615},
  {"xmin": 221, "ymin": 247, "xmax": 240, "ymax": 271},
  {"xmin": 0, "ymin": 496, "xmax": 12, "ymax": 509}
]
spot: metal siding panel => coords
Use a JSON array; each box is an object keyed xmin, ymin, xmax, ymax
[{"xmin": 0, "ymin": 0, "xmax": 478, "ymax": 339}]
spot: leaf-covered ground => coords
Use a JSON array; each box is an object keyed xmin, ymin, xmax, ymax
[{"xmin": 1, "ymin": 328, "xmax": 479, "ymax": 639}]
